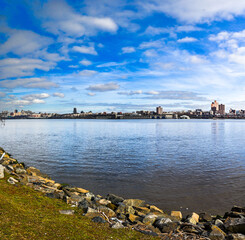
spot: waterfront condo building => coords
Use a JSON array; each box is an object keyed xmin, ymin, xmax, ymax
[
  {"xmin": 156, "ymin": 106, "xmax": 163, "ymax": 115},
  {"xmin": 211, "ymin": 100, "xmax": 219, "ymax": 114},
  {"xmin": 218, "ymin": 104, "xmax": 225, "ymax": 115}
]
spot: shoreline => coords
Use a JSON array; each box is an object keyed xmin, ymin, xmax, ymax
[{"xmin": 0, "ymin": 147, "xmax": 245, "ymax": 239}]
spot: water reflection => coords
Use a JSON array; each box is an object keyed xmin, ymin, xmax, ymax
[{"xmin": 0, "ymin": 119, "xmax": 245, "ymax": 214}]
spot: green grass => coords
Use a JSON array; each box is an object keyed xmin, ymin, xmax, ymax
[{"xmin": 0, "ymin": 175, "xmax": 157, "ymax": 240}]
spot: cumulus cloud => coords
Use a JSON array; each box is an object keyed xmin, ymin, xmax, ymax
[
  {"xmin": 79, "ymin": 59, "xmax": 92, "ymax": 66},
  {"xmin": 141, "ymin": 0, "xmax": 245, "ymax": 23},
  {"xmin": 177, "ymin": 37, "xmax": 198, "ymax": 43},
  {"xmin": 0, "ymin": 58, "xmax": 56, "ymax": 79},
  {"xmin": 0, "ymin": 29, "xmax": 53, "ymax": 56},
  {"xmin": 22, "ymin": 93, "xmax": 50, "ymax": 101},
  {"xmin": 139, "ymin": 39, "xmax": 165, "ymax": 49},
  {"xmin": 40, "ymin": 0, "xmax": 118, "ymax": 37},
  {"xmin": 0, "ymin": 77, "xmax": 58, "ymax": 89},
  {"xmin": 53, "ymin": 92, "xmax": 65, "ymax": 98},
  {"xmin": 78, "ymin": 70, "xmax": 97, "ymax": 76},
  {"xmin": 86, "ymin": 82, "xmax": 120, "ymax": 92},
  {"xmin": 210, "ymin": 29, "xmax": 245, "ymax": 66},
  {"xmin": 6, "ymin": 93, "xmax": 52, "ymax": 106},
  {"xmin": 118, "ymin": 90, "xmax": 142, "ymax": 95},
  {"xmin": 121, "ymin": 47, "xmax": 136, "ymax": 54},
  {"xmin": 73, "ymin": 46, "xmax": 97, "ymax": 55}
]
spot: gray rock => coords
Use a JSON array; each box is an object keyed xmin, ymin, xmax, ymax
[
  {"xmin": 46, "ymin": 191, "xmax": 64, "ymax": 199},
  {"xmin": 59, "ymin": 210, "xmax": 75, "ymax": 215},
  {"xmin": 116, "ymin": 203, "xmax": 135, "ymax": 215},
  {"xmin": 225, "ymin": 218, "xmax": 245, "ymax": 234},
  {"xmin": 180, "ymin": 223, "xmax": 203, "ymax": 234},
  {"xmin": 97, "ymin": 206, "xmax": 116, "ymax": 218},
  {"xmin": 209, "ymin": 225, "xmax": 226, "ymax": 240},
  {"xmin": 199, "ymin": 212, "xmax": 212, "ymax": 222},
  {"xmin": 86, "ymin": 207, "xmax": 98, "ymax": 213},
  {"xmin": 231, "ymin": 206, "xmax": 245, "ymax": 214},
  {"xmin": 0, "ymin": 164, "xmax": 4, "ymax": 179},
  {"xmin": 123, "ymin": 199, "xmax": 146, "ymax": 208},
  {"xmin": 7, "ymin": 177, "xmax": 18, "ymax": 184},
  {"xmin": 227, "ymin": 234, "xmax": 245, "ymax": 240},
  {"xmin": 161, "ymin": 222, "xmax": 179, "ymax": 233},
  {"xmin": 142, "ymin": 213, "xmax": 158, "ymax": 225},
  {"xmin": 78, "ymin": 199, "xmax": 91, "ymax": 212},
  {"xmin": 106, "ymin": 194, "xmax": 124, "ymax": 205},
  {"xmin": 111, "ymin": 222, "xmax": 124, "ymax": 229},
  {"xmin": 92, "ymin": 216, "xmax": 106, "ymax": 223},
  {"xmin": 154, "ymin": 217, "xmax": 172, "ymax": 230},
  {"xmin": 15, "ymin": 168, "xmax": 26, "ymax": 174}
]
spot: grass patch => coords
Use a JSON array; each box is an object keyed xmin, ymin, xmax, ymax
[{"xmin": 0, "ymin": 176, "xmax": 157, "ymax": 240}]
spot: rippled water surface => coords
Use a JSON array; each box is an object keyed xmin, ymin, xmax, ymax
[{"xmin": 1, "ymin": 119, "xmax": 245, "ymax": 214}]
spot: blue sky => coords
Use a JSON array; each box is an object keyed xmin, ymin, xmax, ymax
[{"xmin": 1, "ymin": 0, "xmax": 245, "ymax": 113}]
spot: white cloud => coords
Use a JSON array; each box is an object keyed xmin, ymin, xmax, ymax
[
  {"xmin": 141, "ymin": 0, "xmax": 245, "ymax": 23},
  {"xmin": 118, "ymin": 90, "xmax": 142, "ymax": 95},
  {"xmin": 86, "ymin": 82, "xmax": 120, "ymax": 92},
  {"xmin": 53, "ymin": 92, "xmax": 65, "ymax": 98},
  {"xmin": 176, "ymin": 25, "xmax": 203, "ymax": 32},
  {"xmin": 73, "ymin": 46, "xmax": 98, "ymax": 55},
  {"xmin": 78, "ymin": 70, "xmax": 97, "ymax": 76},
  {"xmin": 121, "ymin": 47, "xmax": 136, "ymax": 54},
  {"xmin": 145, "ymin": 90, "xmax": 160, "ymax": 95},
  {"xmin": 189, "ymin": 55, "xmax": 206, "ymax": 64},
  {"xmin": 6, "ymin": 93, "xmax": 51, "ymax": 106},
  {"xmin": 87, "ymin": 92, "xmax": 96, "ymax": 96},
  {"xmin": 0, "ymin": 77, "xmax": 58, "ymax": 89},
  {"xmin": 79, "ymin": 59, "xmax": 92, "ymax": 66},
  {"xmin": 0, "ymin": 58, "xmax": 55, "ymax": 79},
  {"xmin": 177, "ymin": 37, "xmax": 198, "ymax": 43},
  {"xmin": 69, "ymin": 65, "xmax": 79, "ymax": 68},
  {"xmin": 40, "ymin": 0, "xmax": 118, "ymax": 37},
  {"xmin": 139, "ymin": 39, "xmax": 165, "ymax": 49},
  {"xmin": 0, "ymin": 29, "xmax": 53, "ymax": 56},
  {"xmin": 22, "ymin": 93, "xmax": 50, "ymax": 101},
  {"xmin": 210, "ymin": 29, "xmax": 245, "ymax": 66},
  {"xmin": 97, "ymin": 62, "xmax": 128, "ymax": 68}
]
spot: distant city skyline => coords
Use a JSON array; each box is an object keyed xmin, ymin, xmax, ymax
[{"xmin": 1, "ymin": 1, "xmax": 245, "ymax": 113}]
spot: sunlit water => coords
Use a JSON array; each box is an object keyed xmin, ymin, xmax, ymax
[{"xmin": 1, "ymin": 119, "xmax": 245, "ymax": 214}]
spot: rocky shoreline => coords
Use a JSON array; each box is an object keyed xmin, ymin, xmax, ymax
[{"xmin": 0, "ymin": 147, "xmax": 244, "ymax": 240}]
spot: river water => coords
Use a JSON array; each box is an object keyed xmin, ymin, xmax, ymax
[{"xmin": 0, "ymin": 119, "xmax": 244, "ymax": 214}]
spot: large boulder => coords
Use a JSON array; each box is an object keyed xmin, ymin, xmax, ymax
[
  {"xmin": 116, "ymin": 203, "xmax": 135, "ymax": 215},
  {"xmin": 186, "ymin": 212, "xmax": 199, "ymax": 224},
  {"xmin": 209, "ymin": 225, "xmax": 226, "ymax": 240},
  {"xmin": 225, "ymin": 217, "xmax": 245, "ymax": 234},
  {"xmin": 97, "ymin": 206, "xmax": 116, "ymax": 218},
  {"xmin": 227, "ymin": 234, "xmax": 245, "ymax": 240},
  {"xmin": 106, "ymin": 194, "xmax": 124, "ymax": 205},
  {"xmin": 153, "ymin": 217, "xmax": 172, "ymax": 230},
  {"xmin": 171, "ymin": 211, "xmax": 182, "ymax": 220},
  {"xmin": 123, "ymin": 199, "xmax": 145, "ymax": 208},
  {"xmin": 142, "ymin": 213, "xmax": 158, "ymax": 225}
]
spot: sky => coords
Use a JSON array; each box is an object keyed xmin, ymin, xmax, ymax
[{"xmin": 1, "ymin": 0, "xmax": 245, "ymax": 113}]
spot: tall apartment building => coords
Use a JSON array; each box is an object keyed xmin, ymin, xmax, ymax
[
  {"xmin": 211, "ymin": 100, "xmax": 225, "ymax": 115},
  {"xmin": 218, "ymin": 104, "xmax": 225, "ymax": 115},
  {"xmin": 211, "ymin": 100, "xmax": 219, "ymax": 114},
  {"xmin": 156, "ymin": 106, "xmax": 163, "ymax": 115}
]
